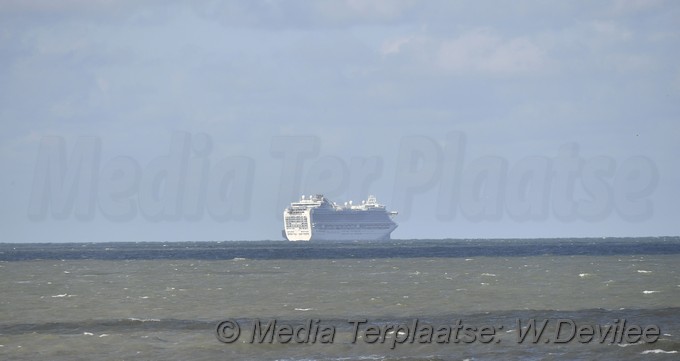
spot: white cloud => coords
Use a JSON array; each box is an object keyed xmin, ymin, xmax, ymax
[
  {"xmin": 473, "ymin": 36, "xmax": 544, "ymax": 74},
  {"xmin": 342, "ymin": 0, "xmax": 415, "ymax": 19},
  {"xmin": 379, "ymin": 35, "xmax": 416, "ymax": 55},
  {"xmin": 0, "ymin": 0, "xmax": 153, "ymax": 20},
  {"xmin": 437, "ymin": 30, "xmax": 543, "ymax": 74},
  {"xmin": 612, "ymin": 0, "xmax": 667, "ymax": 15},
  {"xmin": 381, "ymin": 29, "xmax": 546, "ymax": 76},
  {"xmin": 591, "ymin": 20, "xmax": 632, "ymax": 42},
  {"xmin": 189, "ymin": 0, "xmax": 418, "ymax": 29}
]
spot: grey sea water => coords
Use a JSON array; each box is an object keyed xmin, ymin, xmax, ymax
[{"xmin": 1, "ymin": 238, "xmax": 679, "ymax": 360}]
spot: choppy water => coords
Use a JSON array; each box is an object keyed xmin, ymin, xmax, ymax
[{"xmin": 1, "ymin": 238, "xmax": 679, "ymax": 360}]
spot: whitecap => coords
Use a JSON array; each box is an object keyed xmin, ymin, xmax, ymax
[
  {"xmin": 579, "ymin": 273, "xmax": 591, "ymax": 278},
  {"xmin": 232, "ymin": 257, "xmax": 247, "ymax": 261},
  {"xmin": 83, "ymin": 332, "xmax": 94, "ymax": 336},
  {"xmin": 481, "ymin": 273, "xmax": 496, "ymax": 277},
  {"xmin": 641, "ymin": 350, "xmax": 677, "ymax": 354},
  {"xmin": 51, "ymin": 294, "xmax": 68, "ymax": 298},
  {"xmin": 294, "ymin": 308, "xmax": 313, "ymax": 311},
  {"xmin": 99, "ymin": 334, "xmax": 109, "ymax": 337},
  {"xmin": 643, "ymin": 290, "xmax": 659, "ymax": 294},
  {"xmin": 637, "ymin": 270, "xmax": 652, "ymax": 274},
  {"xmin": 127, "ymin": 318, "xmax": 160, "ymax": 322}
]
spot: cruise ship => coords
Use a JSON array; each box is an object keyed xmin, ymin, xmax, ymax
[{"xmin": 282, "ymin": 194, "xmax": 398, "ymax": 241}]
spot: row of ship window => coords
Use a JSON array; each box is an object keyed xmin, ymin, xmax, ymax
[
  {"xmin": 313, "ymin": 223, "xmax": 393, "ymax": 229},
  {"xmin": 285, "ymin": 216, "xmax": 309, "ymax": 229}
]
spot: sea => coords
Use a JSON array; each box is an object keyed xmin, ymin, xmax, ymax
[{"xmin": 1, "ymin": 237, "xmax": 679, "ymax": 360}]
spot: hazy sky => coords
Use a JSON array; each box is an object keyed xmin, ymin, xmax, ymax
[{"xmin": 1, "ymin": 0, "xmax": 678, "ymax": 242}]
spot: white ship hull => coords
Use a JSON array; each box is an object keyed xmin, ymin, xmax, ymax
[
  {"xmin": 306, "ymin": 226, "xmax": 397, "ymax": 241},
  {"xmin": 286, "ymin": 224, "xmax": 398, "ymax": 242},
  {"xmin": 283, "ymin": 195, "xmax": 398, "ymax": 242}
]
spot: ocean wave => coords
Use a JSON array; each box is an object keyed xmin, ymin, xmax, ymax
[
  {"xmin": 1, "ymin": 308, "xmax": 679, "ymax": 337},
  {"xmin": 641, "ymin": 349, "xmax": 678, "ymax": 354},
  {"xmin": 3, "ymin": 238, "xmax": 680, "ymax": 261},
  {"xmin": 0, "ymin": 318, "xmax": 212, "ymax": 335}
]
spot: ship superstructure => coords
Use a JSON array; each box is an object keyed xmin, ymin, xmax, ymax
[{"xmin": 283, "ymin": 194, "xmax": 398, "ymax": 241}]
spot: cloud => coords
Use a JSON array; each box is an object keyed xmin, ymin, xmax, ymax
[
  {"xmin": 0, "ymin": 0, "xmax": 143, "ymax": 13},
  {"xmin": 190, "ymin": 0, "xmax": 419, "ymax": 29},
  {"xmin": 591, "ymin": 20, "xmax": 632, "ymax": 42},
  {"xmin": 380, "ymin": 35, "xmax": 416, "ymax": 55},
  {"xmin": 437, "ymin": 29, "xmax": 545, "ymax": 75},
  {"xmin": 381, "ymin": 29, "xmax": 546, "ymax": 76},
  {"xmin": 612, "ymin": 0, "xmax": 668, "ymax": 15},
  {"xmin": 317, "ymin": 0, "xmax": 417, "ymax": 22}
]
